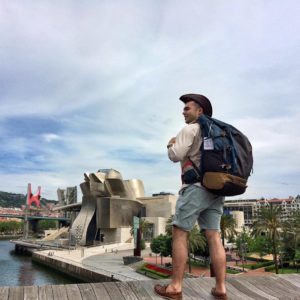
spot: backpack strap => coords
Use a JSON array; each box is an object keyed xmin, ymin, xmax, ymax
[{"xmin": 187, "ymin": 157, "xmax": 201, "ymax": 178}]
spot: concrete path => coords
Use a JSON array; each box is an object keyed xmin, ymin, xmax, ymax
[{"xmin": 35, "ymin": 243, "xmax": 151, "ymax": 282}]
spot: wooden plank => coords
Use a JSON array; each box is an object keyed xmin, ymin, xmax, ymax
[
  {"xmin": 183, "ymin": 280, "xmax": 207, "ymax": 299},
  {"xmin": 65, "ymin": 284, "xmax": 82, "ymax": 300},
  {"xmin": 38, "ymin": 285, "xmax": 53, "ymax": 300},
  {"xmin": 277, "ymin": 274, "xmax": 300, "ymax": 288},
  {"xmin": 191, "ymin": 277, "xmax": 243, "ymax": 300},
  {"xmin": 52, "ymin": 284, "xmax": 68, "ymax": 299},
  {"xmin": 185, "ymin": 278, "xmax": 212, "ymax": 299},
  {"xmin": 237, "ymin": 277, "xmax": 284, "ymax": 299},
  {"xmin": 3, "ymin": 275, "xmax": 300, "ymax": 300},
  {"xmin": 224, "ymin": 281, "xmax": 254, "ymax": 300},
  {"xmin": 137, "ymin": 280, "xmax": 163, "ymax": 299},
  {"xmin": 227, "ymin": 277, "xmax": 269, "ymax": 300},
  {"xmin": 275, "ymin": 274, "xmax": 300, "ymax": 289},
  {"xmin": 255, "ymin": 275, "xmax": 300, "ymax": 298},
  {"xmin": 280, "ymin": 274, "xmax": 300, "ymax": 285},
  {"xmin": 190, "ymin": 277, "xmax": 216, "ymax": 295},
  {"xmin": 24, "ymin": 286, "xmax": 38, "ymax": 300},
  {"xmin": 77, "ymin": 283, "xmax": 96, "ymax": 300},
  {"xmin": 8, "ymin": 286, "xmax": 23, "ymax": 300},
  {"xmin": 103, "ymin": 282, "xmax": 126, "ymax": 300},
  {"xmin": 115, "ymin": 282, "xmax": 139, "ymax": 300},
  {"xmin": 91, "ymin": 283, "xmax": 111, "ymax": 300},
  {"xmin": 263, "ymin": 276, "xmax": 300, "ymax": 298},
  {"xmin": 127, "ymin": 280, "xmax": 153, "ymax": 300},
  {"xmin": 233, "ymin": 277, "xmax": 278, "ymax": 300},
  {"xmin": 0, "ymin": 287, "xmax": 9, "ymax": 300}
]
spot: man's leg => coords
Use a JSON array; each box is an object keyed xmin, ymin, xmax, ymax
[
  {"xmin": 205, "ymin": 229, "xmax": 226, "ymax": 294},
  {"xmin": 166, "ymin": 225, "xmax": 188, "ymax": 293}
]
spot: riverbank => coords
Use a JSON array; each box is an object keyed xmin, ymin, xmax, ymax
[
  {"xmin": 0, "ymin": 235, "xmax": 22, "ymax": 240},
  {"xmin": 32, "ymin": 244, "xmax": 150, "ymax": 282}
]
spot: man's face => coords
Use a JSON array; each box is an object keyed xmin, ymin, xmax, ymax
[{"xmin": 182, "ymin": 101, "xmax": 203, "ymax": 124}]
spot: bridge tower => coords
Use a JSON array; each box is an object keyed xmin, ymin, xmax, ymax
[{"xmin": 23, "ymin": 183, "xmax": 41, "ymax": 239}]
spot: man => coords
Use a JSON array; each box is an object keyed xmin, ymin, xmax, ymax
[{"xmin": 154, "ymin": 94, "xmax": 227, "ymax": 300}]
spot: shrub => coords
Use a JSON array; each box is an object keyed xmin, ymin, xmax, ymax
[
  {"xmin": 244, "ymin": 255, "xmax": 269, "ymax": 262},
  {"xmin": 226, "ymin": 269, "xmax": 241, "ymax": 274},
  {"xmin": 140, "ymin": 239, "xmax": 146, "ymax": 250},
  {"xmin": 265, "ymin": 265, "xmax": 275, "ymax": 272},
  {"xmin": 283, "ymin": 262, "xmax": 290, "ymax": 268},
  {"xmin": 249, "ymin": 261, "xmax": 274, "ymax": 269}
]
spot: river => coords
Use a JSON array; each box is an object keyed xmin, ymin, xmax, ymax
[{"xmin": 0, "ymin": 239, "xmax": 78, "ymax": 286}]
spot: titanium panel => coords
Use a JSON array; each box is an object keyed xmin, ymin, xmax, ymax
[
  {"xmin": 125, "ymin": 179, "xmax": 145, "ymax": 198},
  {"xmin": 96, "ymin": 197, "xmax": 143, "ymax": 228}
]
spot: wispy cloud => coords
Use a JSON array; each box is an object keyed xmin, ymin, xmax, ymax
[{"xmin": 0, "ymin": 1, "xmax": 299, "ymax": 200}]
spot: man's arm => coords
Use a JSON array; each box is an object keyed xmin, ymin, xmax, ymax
[
  {"xmin": 167, "ymin": 137, "xmax": 176, "ymax": 149},
  {"xmin": 167, "ymin": 124, "xmax": 199, "ymax": 162}
]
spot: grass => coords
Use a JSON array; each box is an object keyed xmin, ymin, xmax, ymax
[
  {"xmin": 266, "ymin": 265, "xmax": 300, "ymax": 274},
  {"xmin": 276, "ymin": 268, "xmax": 300, "ymax": 274},
  {"xmin": 188, "ymin": 260, "xmax": 209, "ymax": 268},
  {"xmin": 242, "ymin": 261, "xmax": 274, "ymax": 270},
  {"xmin": 241, "ymin": 264, "xmax": 255, "ymax": 269},
  {"xmin": 226, "ymin": 269, "xmax": 241, "ymax": 274},
  {"xmin": 136, "ymin": 268, "xmax": 166, "ymax": 279}
]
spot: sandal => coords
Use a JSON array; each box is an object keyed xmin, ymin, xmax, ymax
[
  {"xmin": 154, "ymin": 284, "xmax": 183, "ymax": 300},
  {"xmin": 211, "ymin": 287, "xmax": 228, "ymax": 300}
]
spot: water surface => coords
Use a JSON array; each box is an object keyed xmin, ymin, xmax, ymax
[{"xmin": 0, "ymin": 239, "xmax": 77, "ymax": 286}]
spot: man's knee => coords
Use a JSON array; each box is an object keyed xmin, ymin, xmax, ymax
[
  {"xmin": 204, "ymin": 229, "xmax": 221, "ymax": 245},
  {"xmin": 172, "ymin": 225, "xmax": 188, "ymax": 239}
]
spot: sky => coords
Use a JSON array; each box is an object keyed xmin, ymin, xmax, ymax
[{"xmin": 0, "ymin": 1, "xmax": 299, "ymax": 201}]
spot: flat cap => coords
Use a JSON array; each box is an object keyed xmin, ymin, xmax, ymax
[{"xmin": 179, "ymin": 93, "xmax": 213, "ymax": 117}]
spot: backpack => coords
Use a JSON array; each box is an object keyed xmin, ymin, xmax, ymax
[{"xmin": 183, "ymin": 115, "xmax": 253, "ymax": 196}]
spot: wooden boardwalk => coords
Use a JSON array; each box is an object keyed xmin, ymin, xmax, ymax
[{"xmin": 1, "ymin": 274, "xmax": 300, "ymax": 299}]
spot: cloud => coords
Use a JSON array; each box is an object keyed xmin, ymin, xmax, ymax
[
  {"xmin": 42, "ymin": 133, "xmax": 62, "ymax": 143},
  {"xmin": 0, "ymin": 1, "xmax": 299, "ymax": 200}
]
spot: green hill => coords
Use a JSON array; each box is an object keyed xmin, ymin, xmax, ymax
[{"xmin": 0, "ymin": 191, "xmax": 57, "ymax": 208}]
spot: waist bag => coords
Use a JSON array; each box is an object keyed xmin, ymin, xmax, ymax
[{"xmin": 182, "ymin": 115, "xmax": 253, "ymax": 196}]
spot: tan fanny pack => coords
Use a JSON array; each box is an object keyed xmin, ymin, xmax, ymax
[{"xmin": 202, "ymin": 172, "xmax": 247, "ymax": 190}]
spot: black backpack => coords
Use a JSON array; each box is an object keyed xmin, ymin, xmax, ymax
[{"xmin": 186, "ymin": 115, "xmax": 253, "ymax": 196}]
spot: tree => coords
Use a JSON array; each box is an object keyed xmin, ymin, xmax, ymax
[
  {"xmin": 236, "ymin": 227, "xmax": 253, "ymax": 269},
  {"xmin": 160, "ymin": 235, "xmax": 172, "ymax": 264},
  {"xmin": 0, "ymin": 221, "xmax": 23, "ymax": 235},
  {"xmin": 139, "ymin": 219, "xmax": 151, "ymax": 239},
  {"xmin": 220, "ymin": 214, "xmax": 237, "ymax": 246},
  {"xmin": 187, "ymin": 226, "xmax": 206, "ymax": 273},
  {"xmin": 150, "ymin": 235, "xmax": 161, "ymax": 264},
  {"xmin": 165, "ymin": 215, "xmax": 173, "ymax": 236},
  {"xmin": 282, "ymin": 210, "xmax": 300, "ymax": 266},
  {"xmin": 252, "ymin": 205, "xmax": 282, "ymax": 274},
  {"xmin": 37, "ymin": 220, "xmax": 58, "ymax": 232},
  {"xmin": 150, "ymin": 234, "xmax": 172, "ymax": 265},
  {"xmin": 251, "ymin": 234, "xmax": 272, "ymax": 260},
  {"xmin": 130, "ymin": 218, "xmax": 151, "ymax": 239}
]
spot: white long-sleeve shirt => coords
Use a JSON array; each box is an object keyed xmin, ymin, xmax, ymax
[{"xmin": 168, "ymin": 122, "xmax": 203, "ymax": 189}]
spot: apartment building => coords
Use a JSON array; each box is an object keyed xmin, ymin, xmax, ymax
[
  {"xmin": 253, "ymin": 196, "xmax": 300, "ymax": 222},
  {"xmin": 224, "ymin": 196, "xmax": 300, "ymax": 226}
]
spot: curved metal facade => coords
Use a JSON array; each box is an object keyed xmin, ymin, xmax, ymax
[{"xmin": 70, "ymin": 169, "xmax": 145, "ymax": 246}]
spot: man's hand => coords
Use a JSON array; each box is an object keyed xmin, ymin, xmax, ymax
[{"xmin": 167, "ymin": 137, "xmax": 176, "ymax": 149}]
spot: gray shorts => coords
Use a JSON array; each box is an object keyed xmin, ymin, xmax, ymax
[{"xmin": 172, "ymin": 184, "xmax": 224, "ymax": 231}]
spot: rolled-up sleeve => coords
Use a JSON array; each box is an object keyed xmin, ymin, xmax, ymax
[{"xmin": 168, "ymin": 124, "xmax": 199, "ymax": 162}]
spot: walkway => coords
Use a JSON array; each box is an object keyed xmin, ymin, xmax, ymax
[
  {"xmin": 1, "ymin": 274, "xmax": 300, "ymax": 299},
  {"xmin": 34, "ymin": 244, "xmax": 150, "ymax": 282}
]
